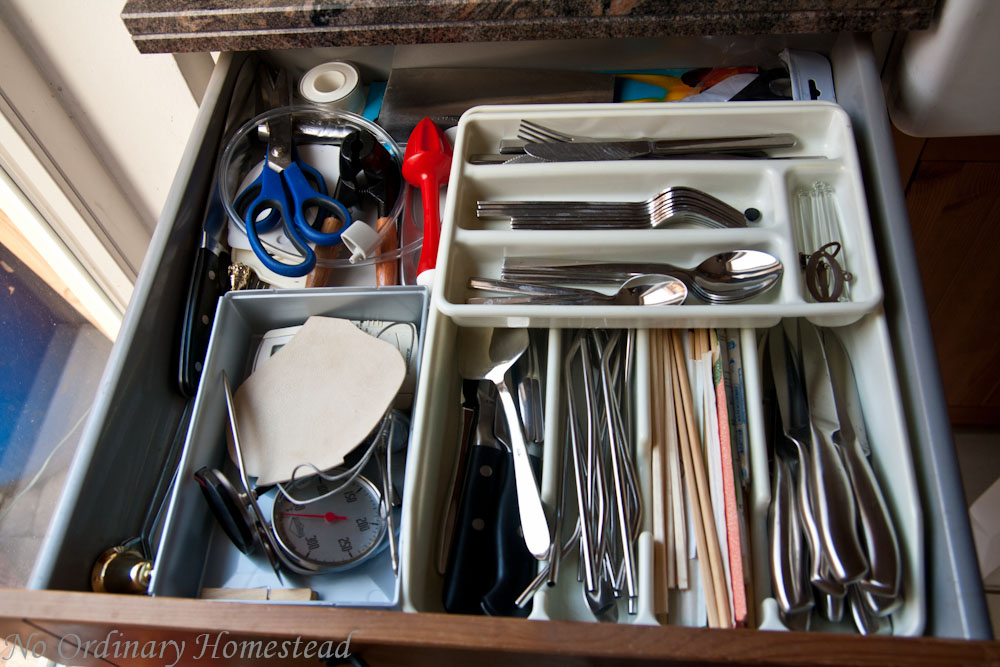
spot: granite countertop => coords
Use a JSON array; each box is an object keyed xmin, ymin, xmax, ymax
[{"xmin": 121, "ymin": 0, "xmax": 937, "ymax": 54}]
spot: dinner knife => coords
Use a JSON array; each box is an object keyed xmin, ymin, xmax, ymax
[
  {"xmin": 799, "ymin": 321, "xmax": 867, "ymax": 585},
  {"xmin": 823, "ymin": 329, "xmax": 902, "ymax": 601},
  {"xmin": 523, "ymin": 133, "xmax": 797, "ymax": 162}
]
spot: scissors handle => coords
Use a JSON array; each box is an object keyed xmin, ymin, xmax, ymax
[
  {"xmin": 244, "ymin": 165, "xmax": 316, "ymax": 278},
  {"xmin": 283, "ymin": 162, "xmax": 352, "ymax": 246}
]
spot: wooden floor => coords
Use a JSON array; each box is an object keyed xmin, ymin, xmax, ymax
[{"xmin": 897, "ymin": 132, "xmax": 1000, "ymax": 426}]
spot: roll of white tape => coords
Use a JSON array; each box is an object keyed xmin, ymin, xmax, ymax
[{"xmin": 299, "ymin": 61, "xmax": 365, "ymax": 114}]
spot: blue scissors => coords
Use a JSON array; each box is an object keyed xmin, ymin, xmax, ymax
[{"xmin": 236, "ymin": 103, "xmax": 352, "ymax": 278}]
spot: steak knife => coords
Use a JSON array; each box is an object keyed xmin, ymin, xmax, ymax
[
  {"xmin": 523, "ymin": 133, "xmax": 797, "ymax": 162},
  {"xmin": 823, "ymin": 330, "xmax": 902, "ymax": 602},
  {"xmin": 799, "ymin": 321, "xmax": 867, "ymax": 585},
  {"xmin": 768, "ymin": 324, "xmax": 847, "ymax": 595},
  {"xmin": 442, "ymin": 382, "xmax": 508, "ymax": 614}
]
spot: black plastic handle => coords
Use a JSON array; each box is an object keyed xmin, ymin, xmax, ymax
[
  {"xmin": 178, "ymin": 246, "xmax": 230, "ymax": 397},
  {"xmin": 442, "ymin": 445, "xmax": 508, "ymax": 615},
  {"xmin": 480, "ymin": 451, "xmax": 540, "ymax": 618}
]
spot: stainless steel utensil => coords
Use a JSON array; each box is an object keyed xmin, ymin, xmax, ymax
[
  {"xmin": 823, "ymin": 329, "xmax": 901, "ymax": 600},
  {"xmin": 769, "ymin": 457, "xmax": 813, "ymax": 615},
  {"xmin": 477, "ymin": 186, "xmax": 750, "ymax": 230},
  {"xmin": 523, "ymin": 134, "xmax": 798, "ymax": 162},
  {"xmin": 500, "ymin": 250, "xmax": 782, "ymax": 304},
  {"xmin": 518, "ymin": 119, "xmax": 581, "ymax": 144},
  {"xmin": 799, "ymin": 322, "xmax": 868, "ymax": 585},
  {"xmin": 769, "ymin": 326, "xmax": 837, "ymax": 598},
  {"xmin": 562, "ymin": 329, "xmax": 642, "ymax": 621},
  {"xmin": 594, "ymin": 330, "xmax": 639, "ymax": 615},
  {"xmin": 467, "ymin": 274, "xmax": 688, "ymax": 306},
  {"xmin": 514, "ymin": 331, "xmax": 545, "ymax": 445},
  {"xmin": 458, "ymin": 327, "xmax": 551, "ymax": 559}
]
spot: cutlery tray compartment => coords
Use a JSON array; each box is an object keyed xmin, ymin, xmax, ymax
[
  {"xmin": 434, "ymin": 103, "xmax": 883, "ymax": 329},
  {"xmin": 149, "ymin": 286, "xmax": 429, "ymax": 608},
  {"xmin": 402, "ymin": 307, "xmax": 923, "ymax": 634}
]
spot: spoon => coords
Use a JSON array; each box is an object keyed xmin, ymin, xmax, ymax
[
  {"xmin": 402, "ymin": 117, "xmax": 453, "ymax": 286},
  {"xmin": 466, "ymin": 274, "xmax": 688, "ymax": 306},
  {"xmin": 500, "ymin": 250, "xmax": 782, "ymax": 304},
  {"xmin": 457, "ymin": 327, "xmax": 551, "ymax": 559}
]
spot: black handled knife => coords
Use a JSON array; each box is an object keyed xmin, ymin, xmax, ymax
[
  {"xmin": 442, "ymin": 383, "xmax": 508, "ymax": 614},
  {"xmin": 177, "ymin": 57, "xmax": 260, "ymax": 397}
]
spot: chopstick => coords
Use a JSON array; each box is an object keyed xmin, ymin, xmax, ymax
[
  {"xmin": 650, "ymin": 329, "xmax": 670, "ymax": 620},
  {"xmin": 671, "ymin": 329, "xmax": 732, "ymax": 629}
]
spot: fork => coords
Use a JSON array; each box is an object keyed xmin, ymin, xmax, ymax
[
  {"xmin": 497, "ymin": 120, "xmax": 599, "ymax": 154},
  {"xmin": 477, "ymin": 187, "xmax": 749, "ymax": 230},
  {"xmin": 518, "ymin": 120, "xmax": 582, "ymax": 144}
]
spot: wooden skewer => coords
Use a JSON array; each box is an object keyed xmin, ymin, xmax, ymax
[{"xmin": 671, "ymin": 329, "xmax": 732, "ymax": 629}]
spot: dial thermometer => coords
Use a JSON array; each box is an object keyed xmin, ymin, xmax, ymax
[{"xmin": 272, "ymin": 472, "xmax": 388, "ymax": 572}]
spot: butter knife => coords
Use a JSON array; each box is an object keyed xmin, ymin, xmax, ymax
[{"xmin": 523, "ymin": 133, "xmax": 797, "ymax": 162}]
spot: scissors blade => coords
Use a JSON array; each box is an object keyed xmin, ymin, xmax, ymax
[{"xmin": 260, "ymin": 66, "xmax": 294, "ymax": 170}]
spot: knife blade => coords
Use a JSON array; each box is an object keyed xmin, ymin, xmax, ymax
[
  {"xmin": 523, "ymin": 133, "xmax": 798, "ymax": 162},
  {"xmin": 799, "ymin": 321, "xmax": 867, "ymax": 585},
  {"xmin": 768, "ymin": 325, "xmax": 843, "ymax": 597},
  {"xmin": 823, "ymin": 329, "xmax": 902, "ymax": 600}
]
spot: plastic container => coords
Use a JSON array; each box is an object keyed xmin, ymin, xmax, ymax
[
  {"xmin": 433, "ymin": 102, "xmax": 883, "ymax": 329},
  {"xmin": 150, "ymin": 286, "xmax": 429, "ymax": 608},
  {"xmin": 402, "ymin": 312, "xmax": 924, "ymax": 635},
  {"xmin": 217, "ymin": 105, "xmax": 421, "ymax": 280}
]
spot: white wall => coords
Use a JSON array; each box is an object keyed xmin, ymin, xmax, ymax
[{"xmin": 1, "ymin": 0, "xmax": 200, "ymax": 233}]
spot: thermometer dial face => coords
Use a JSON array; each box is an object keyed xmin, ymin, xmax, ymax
[{"xmin": 271, "ymin": 474, "xmax": 387, "ymax": 571}]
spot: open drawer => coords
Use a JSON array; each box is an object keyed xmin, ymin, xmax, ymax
[{"xmin": 15, "ymin": 29, "xmax": 991, "ymax": 665}]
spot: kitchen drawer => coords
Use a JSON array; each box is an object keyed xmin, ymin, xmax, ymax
[{"xmin": 10, "ymin": 30, "xmax": 992, "ymax": 665}]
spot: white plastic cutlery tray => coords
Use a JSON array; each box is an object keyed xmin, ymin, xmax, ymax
[
  {"xmin": 402, "ymin": 308, "xmax": 923, "ymax": 634},
  {"xmin": 406, "ymin": 100, "xmax": 920, "ymax": 634},
  {"xmin": 433, "ymin": 102, "xmax": 883, "ymax": 330}
]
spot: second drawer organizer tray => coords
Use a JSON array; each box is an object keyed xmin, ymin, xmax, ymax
[
  {"xmin": 402, "ymin": 310, "xmax": 924, "ymax": 635},
  {"xmin": 150, "ymin": 287, "xmax": 429, "ymax": 607},
  {"xmin": 433, "ymin": 102, "xmax": 882, "ymax": 330}
]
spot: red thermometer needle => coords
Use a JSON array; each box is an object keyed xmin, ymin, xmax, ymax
[{"xmin": 280, "ymin": 512, "xmax": 348, "ymax": 522}]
